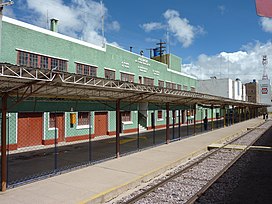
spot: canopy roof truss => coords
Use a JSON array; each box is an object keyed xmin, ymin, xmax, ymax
[{"xmin": 0, "ymin": 63, "xmax": 268, "ymax": 109}]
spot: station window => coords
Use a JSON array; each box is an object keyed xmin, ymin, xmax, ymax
[
  {"xmin": 121, "ymin": 111, "xmax": 131, "ymax": 122},
  {"xmin": 177, "ymin": 84, "xmax": 182, "ymax": 90},
  {"xmin": 183, "ymin": 85, "xmax": 188, "ymax": 91},
  {"xmin": 157, "ymin": 110, "xmax": 163, "ymax": 120},
  {"xmin": 190, "ymin": 87, "xmax": 196, "ymax": 92},
  {"xmin": 121, "ymin": 73, "xmax": 134, "ymax": 83},
  {"xmin": 158, "ymin": 80, "xmax": 164, "ymax": 87},
  {"xmin": 172, "ymin": 83, "xmax": 177, "ymax": 90},
  {"xmin": 166, "ymin": 82, "xmax": 172, "ymax": 89},
  {"xmin": 76, "ymin": 63, "xmax": 97, "ymax": 77},
  {"xmin": 78, "ymin": 112, "xmax": 90, "ymax": 126},
  {"xmin": 143, "ymin": 77, "xmax": 154, "ymax": 86},
  {"xmin": 105, "ymin": 69, "xmax": 115, "ymax": 80},
  {"xmin": 49, "ymin": 113, "xmax": 56, "ymax": 128},
  {"xmin": 17, "ymin": 50, "xmax": 67, "ymax": 71}
]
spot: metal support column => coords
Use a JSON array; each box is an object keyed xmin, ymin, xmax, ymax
[
  {"xmin": 166, "ymin": 102, "xmax": 170, "ymax": 144},
  {"xmin": 201, "ymin": 109, "xmax": 203, "ymax": 132},
  {"xmin": 186, "ymin": 109, "xmax": 189, "ymax": 136},
  {"xmin": 172, "ymin": 110, "xmax": 175, "ymax": 140},
  {"xmin": 1, "ymin": 93, "xmax": 8, "ymax": 192},
  {"xmin": 232, "ymin": 107, "xmax": 235, "ymax": 124},
  {"xmin": 116, "ymin": 99, "xmax": 120, "ymax": 158},
  {"xmin": 211, "ymin": 105, "xmax": 214, "ymax": 130},
  {"xmin": 193, "ymin": 104, "xmax": 196, "ymax": 135},
  {"xmin": 178, "ymin": 110, "xmax": 181, "ymax": 139},
  {"xmin": 239, "ymin": 107, "xmax": 241, "ymax": 122},
  {"xmin": 223, "ymin": 106, "xmax": 226, "ymax": 127}
]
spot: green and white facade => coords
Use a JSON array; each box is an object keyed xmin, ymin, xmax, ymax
[{"xmin": 0, "ymin": 16, "xmax": 218, "ymax": 150}]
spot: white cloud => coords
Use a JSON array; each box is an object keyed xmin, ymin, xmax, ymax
[
  {"xmin": 21, "ymin": 0, "xmax": 119, "ymax": 46},
  {"xmin": 141, "ymin": 22, "xmax": 165, "ymax": 32},
  {"xmin": 260, "ymin": 17, "xmax": 272, "ymax": 33},
  {"xmin": 183, "ymin": 41, "xmax": 272, "ymax": 82},
  {"xmin": 141, "ymin": 9, "xmax": 203, "ymax": 48},
  {"xmin": 164, "ymin": 9, "xmax": 201, "ymax": 48}
]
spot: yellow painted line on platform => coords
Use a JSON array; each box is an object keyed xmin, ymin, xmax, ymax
[
  {"xmin": 120, "ymin": 136, "xmax": 147, "ymax": 145},
  {"xmin": 78, "ymin": 147, "xmax": 207, "ymax": 204},
  {"xmin": 107, "ymin": 136, "xmax": 147, "ymax": 144}
]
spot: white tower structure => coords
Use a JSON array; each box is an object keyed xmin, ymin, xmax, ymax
[{"xmin": 259, "ymin": 55, "xmax": 272, "ymax": 112}]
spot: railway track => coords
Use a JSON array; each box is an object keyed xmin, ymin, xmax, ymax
[{"xmin": 113, "ymin": 120, "xmax": 272, "ymax": 204}]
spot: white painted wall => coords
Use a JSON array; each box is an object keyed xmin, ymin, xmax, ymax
[
  {"xmin": 197, "ymin": 78, "xmax": 246, "ymax": 101},
  {"xmin": 259, "ymin": 79, "xmax": 272, "ymax": 112}
]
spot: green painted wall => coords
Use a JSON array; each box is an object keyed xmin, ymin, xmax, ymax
[{"xmin": 0, "ymin": 18, "xmax": 204, "ymax": 146}]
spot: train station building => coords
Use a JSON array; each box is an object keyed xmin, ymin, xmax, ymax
[{"xmin": 0, "ymin": 15, "xmax": 267, "ymax": 191}]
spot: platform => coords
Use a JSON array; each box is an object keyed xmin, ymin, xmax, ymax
[{"xmin": 0, "ymin": 118, "xmax": 265, "ymax": 204}]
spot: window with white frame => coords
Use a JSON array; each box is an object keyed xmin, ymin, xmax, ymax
[
  {"xmin": 121, "ymin": 73, "xmax": 134, "ymax": 82},
  {"xmin": 105, "ymin": 69, "xmax": 115, "ymax": 80},
  {"xmin": 78, "ymin": 112, "xmax": 90, "ymax": 126},
  {"xmin": 121, "ymin": 111, "xmax": 131, "ymax": 122},
  {"xmin": 76, "ymin": 63, "xmax": 97, "ymax": 77},
  {"xmin": 17, "ymin": 50, "xmax": 67, "ymax": 71},
  {"xmin": 157, "ymin": 110, "xmax": 163, "ymax": 120}
]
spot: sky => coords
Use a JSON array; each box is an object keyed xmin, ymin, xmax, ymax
[{"xmin": 3, "ymin": 0, "xmax": 272, "ymax": 82}]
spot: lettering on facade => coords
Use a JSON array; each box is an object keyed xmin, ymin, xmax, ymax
[
  {"xmin": 138, "ymin": 66, "xmax": 148, "ymax": 73},
  {"xmin": 153, "ymin": 70, "xmax": 160, "ymax": 76},
  {"xmin": 135, "ymin": 57, "xmax": 150, "ymax": 66},
  {"xmin": 121, "ymin": 61, "xmax": 130, "ymax": 68}
]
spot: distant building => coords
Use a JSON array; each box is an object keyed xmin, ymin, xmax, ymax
[
  {"xmin": 245, "ymin": 80, "xmax": 259, "ymax": 103},
  {"xmin": 258, "ymin": 79, "xmax": 272, "ymax": 112},
  {"xmin": 197, "ymin": 77, "xmax": 246, "ymax": 101}
]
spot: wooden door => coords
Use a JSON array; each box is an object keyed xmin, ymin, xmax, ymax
[
  {"xmin": 94, "ymin": 112, "xmax": 108, "ymax": 136},
  {"xmin": 49, "ymin": 113, "xmax": 65, "ymax": 142},
  {"xmin": 18, "ymin": 113, "xmax": 43, "ymax": 148},
  {"xmin": 56, "ymin": 113, "xmax": 65, "ymax": 142}
]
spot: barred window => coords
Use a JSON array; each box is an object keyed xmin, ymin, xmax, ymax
[
  {"xmin": 143, "ymin": 77, "xmax": 154, "ymax": 86},
  {"xmin": 105, "ymin": 69, "xmax": 115, "ymax": 80},
  {"xmin": 158, "ymin": 80, "xmax": 164, "ymax": 87},
  {"xmin": 29, "ymin": 53, "xmax": 38, "ymax": 68},
  {"xmin": 121, "ymin": 111, "xmax": 131, "ymax": 122},
  {"xmin": 51, "ymin": 58, "xmax": 58, "ymax": 70},
  {"xmin": 41, "ymin": 56, "xmax": 49, "ymax": 69},
  {"xmin": 58, "ymin": 60, "xmax": 67, "ymax": 72},
  {"xmin": 121, "ymin": 73, "xmax": 134, "ymax": 82},
  {"xmin": 166, "ymin": 82, "xmax": 172, "ymax": 89},
  {"xmin": 78, "ymin": 112, "xmax": 90, "ymax": 126},
  {"xmin": 18, "ymin": 51, "xmax": 28, "ymax": 66},
  {"xmin": 49, "ymin": 113, "xmax": 56, "ymax": 128},
  {"xmin": 157, "ymin": 110, "xmax": 163, "ymax": 119},
  {"xmin": 89, "ymin": 66, "xmax": 97, "ymax": 77},
  {"xmin": 76, "ymin": 63, "xmax": 97, "ymax": 77},
  {"xmin": 83, "ymin": 65, "xmax": 89, "ymax": 75},
  {"xmin": 17, "ymin": 50, "xmax": 67, "ymax": 71},
  {"xmin": 76, "ymin": 64, "xmax": 83, "ymax": 74}
]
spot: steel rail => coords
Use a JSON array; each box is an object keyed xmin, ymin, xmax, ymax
[{"xmin": 123, "ymin": 121, "xmax": 268, "ymax": 204}]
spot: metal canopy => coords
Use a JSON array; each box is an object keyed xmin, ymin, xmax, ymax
[{"xmin": 0, "ymin": 63, "xmax": 269, "ymax": 108}]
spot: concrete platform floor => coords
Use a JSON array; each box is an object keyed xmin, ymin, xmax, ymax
[{"xmin": 0, "ymin": 118, "xmax": 265, "ymax": 204}]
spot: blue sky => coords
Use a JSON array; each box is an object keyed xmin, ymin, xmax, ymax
[{"xmin": 3, "ymin": 0, "xmax": 272, "ymax": 82}]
